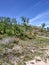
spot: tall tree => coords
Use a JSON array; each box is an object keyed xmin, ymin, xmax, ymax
[
  {"xmin": 12, "ymin": 18, "xmax": 17, "ymax": 35},
  {"xmin": 41, "ymin": 23, "xmax": 45, "ymax": 28},
  {"xmin": 21, "ymin": 16, "xmax": 29, "ymax": 31},
  {"xmin": 3, "ymin": 17, "xmax": 10, "ymax": 33},
  {"xmin": 47, "ymin": 27, "xmax": 49, "ymax": 31}
]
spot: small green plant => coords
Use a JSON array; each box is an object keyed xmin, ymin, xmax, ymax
[
  {"xmin": 0, "ymin": 35, "xmax": 3, "ymax": 39},
  {"xmin": 23, "ymin": 55, "xmax": 32, "ymax": 61},
  {"xmin": 13, "ymin": 37, "xmax": 19, "ymax": 44},
  {"xmin": 15, "ymin": 52, "xmax": 21, "ymax": 57},
  {"xmin": 7, "ymin": 43, "xmax": 14, "ymax": 49},
  {"xmin": 17, "ymin": 61, "xmax": 26, "ymax": 65},
  {"xmin": 27, "ymin": 34, "xmax": 33, "ymax": 39}
]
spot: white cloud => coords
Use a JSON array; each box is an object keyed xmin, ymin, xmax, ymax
[{"xmin": 30, "ymin": 10, "xmax": 49, "ymax": 22}]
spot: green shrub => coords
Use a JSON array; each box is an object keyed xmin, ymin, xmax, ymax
[
  {"xmin": 0, "ymin": 60, "xmax": 4, "ymax": 65},
  {"xmin": 12, "ymin": 50, "xmax": 21, "ymax": 57},
  {"xmin": 13, "ymin": 38, "xmax": 19, "ymax": 44},
  {"xmin": 15, "ymin": 52, "xmax": 21, "ymax": 57},
  {"xmin": 7, "ymin": 43, "xmax": 14, "ymax": 49},
  {"xmin": 27, "ymin": 34, "xmax": 33, "ymax": 39},
  {"xmin": 20, "ymin": 33, "xmax": 26, "ymax": 40},
  {"xmin": 0, "ymin": 35, "xmax": 3, "ymax": 39},
  {"xmin": 23, "ymin": 55, "xmax": 32, "ymax": 61},
  {"xmin": 17, "ymin": 61, "xmax": 26, "ymax": 65}
]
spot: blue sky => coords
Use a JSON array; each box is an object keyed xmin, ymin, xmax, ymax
[{"xmin": 0, "ymin": 0, "xmax": 49, "ymax": 27}]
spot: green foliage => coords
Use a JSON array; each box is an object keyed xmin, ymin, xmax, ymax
[
  {"xmin": 26, "ymin": 34, "xmax": 33, "ymax": 39},
  {"xmin": 7, "ymin": 43, "xmax": 14, "ymax": 49},
  {"xmin": 23, "ymin": 55, "xmax": 32, "ymax": 61},
  {"xmin": 17, "ymin": 61, "xmax": 26, "ymax": 65},
  {"xmin": 13, "ymin": 38, "xmax": 19, "ymax": 44},
  {"xmin": 0, "ymin": 16, "xmax": 49, "ymax": 40},
  {"xmin": 47, "ymin": 27, "xmax": 49, "ymax": 31},
  {"xmin": 0, "ymin": 35, "xmax": 3, "ymax": 39},
  {"xmin": 41, "ymin": 23, "xmax": 45, "ymax": 28}
]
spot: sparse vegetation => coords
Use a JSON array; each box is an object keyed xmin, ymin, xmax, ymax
[{"xmin": 0, "ymin": 16, "xmax": 49, "ymax": 65}]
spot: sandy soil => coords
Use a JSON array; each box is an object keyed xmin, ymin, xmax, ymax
[{"xmin": 26, "ymin": 60, "xmax": 49, "ymax": 65}]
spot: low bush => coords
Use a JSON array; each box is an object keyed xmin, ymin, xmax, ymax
[
  {"xmin": 17, "ymin": 61, "xmax": 26, "ymax": 65},
  {"xmin": 0, "ymin": 35, "xmax": 3, "ymax": 39},
  {"xmin": 23, "ymin": 55, "xmax": 32, "ymax": 61},
  {"xmin": 27, "ymin": 34, "xmax": 33, "ymax": 39},
  {"xmin": 7, "ymin": 43, "xmax": 14, "ymax": 49},
  {"xmin": 13, "ymin": 37, "xmax": 19, "ymax": 44}
]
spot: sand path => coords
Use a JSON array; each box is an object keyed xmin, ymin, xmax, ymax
[{"xmin": 26, "ymin": 60, "xmax": 49, "ymax": 65}]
